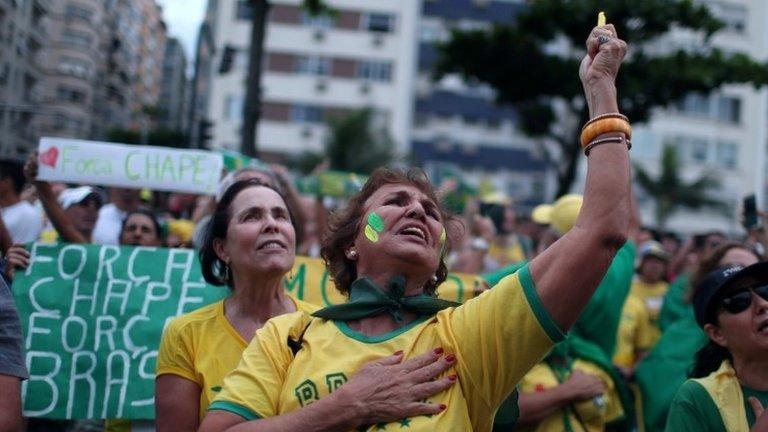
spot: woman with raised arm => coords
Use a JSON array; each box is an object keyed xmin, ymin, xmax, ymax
[{"xmin": 198, "ymin": 23, "xmax": 630, "ymax": 432}]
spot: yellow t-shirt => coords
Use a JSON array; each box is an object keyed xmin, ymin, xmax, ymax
[
  {"xmin": 210, "ymin": 264, "xmax": 564, "ymax": 432},
  {"xmin": 156, "ymin": 296, "xmax": 317, "ymax": 422},
  {"xmin": 612, "ymin": 295, "xmax": 654, "ymax": 368},
  {"xmin": 629, "ymin": 279, "xmax": 668, "ymax": 345},
  {"xmin": 517, "ymin": 360, "xmax": 624, "ymax": 432}
]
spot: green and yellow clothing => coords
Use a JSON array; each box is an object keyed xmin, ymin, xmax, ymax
[
  {"xmin": 630, "ymin": 278, "xmax": 669, "ymax": 346},
  {"xmin": 659, "ymin": 273, "xmax": 691, "ymax": 331},
  {"xmin": 634, "ymin": 311, "xmax": 708, "ymax": 432},
  {"xmin": 211, "ymin": 264, "xmax": 564, "ymax": 432},
  {"xmin": 572, "ymin": 241, "xmax": 636, "ymax": 358},
  {"xmin": 488, "ymin": 234, "xmax": 532, "ymax": 267},
  {"xmin": 666, "ymin": 361, "xmax": 768, "ymax": 431},
  {"xmin": 156, "ymin": 297, "xmax": 317, "ymax": 422},
  {"xmin": 517, "ymin": 361, "xmax": 623, "ymax": 432},
  {"xmin": 612, "ymin": 295, "xmax": 653, "ymax": 368}
]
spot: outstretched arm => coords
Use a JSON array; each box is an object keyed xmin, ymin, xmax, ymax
[{"xmin": 530, "ymin": 24, "xmax": 631, "ymax": 331}]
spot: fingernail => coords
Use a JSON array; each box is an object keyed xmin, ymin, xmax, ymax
[
  {"xmin": 434, "ymin": 347, "xmax": 444, "ymax": 355},
  {"xmin": 394, "ymin": 350, "xmax": 403, "ymax": 356},
  {"xmin": 448, "ymin": 374, "xmax": 457, "ymax": 381},
  {"xmin": 445, "ymin": 354, "xmax": 455, "ymax": 362},
  {"xmin": 439, "ymin": 404, "xmax": 447, "ymax": 410}
]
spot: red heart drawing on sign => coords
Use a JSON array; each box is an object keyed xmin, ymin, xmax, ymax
[{"xmin": 39, "ymin": 146, "xmax": 59, "ymax": 168}]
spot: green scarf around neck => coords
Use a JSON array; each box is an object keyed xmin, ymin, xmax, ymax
[{"xmin": 312, "ymin": 276, "xmax": 460, "ymax": 322}]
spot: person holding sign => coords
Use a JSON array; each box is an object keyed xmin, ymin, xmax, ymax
[
  {"xmin": 156, "ymin": 179, "xmax": 456, "ymax": 431},
  {"xmin": 23, "ymin": 153, "xmax": 102, "ymax": 244},
  {"xmin": 200, "ymin": 20, "xmax": 632, "ymax": 431}
]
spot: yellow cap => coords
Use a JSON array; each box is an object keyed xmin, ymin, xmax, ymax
[
  {"xmin": 550, "ymin": 194, "xmax": 583, "ymax": 235},
  {"xmin": 531, "ymin": 204, "xmax": 553, "ymax": 224},
  {"xmin": 167, "ymin": 219, "xmax": 195, "ymax": 244},
  {"xmin": 480, "ymin": 191, "xmax": 512, "ymax": 206}
]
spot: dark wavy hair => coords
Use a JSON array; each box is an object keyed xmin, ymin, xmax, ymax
[
  {"xmin": 199, "ymin": 178, "xmax": 298, "ymax": 288},
  {"xmin": 686, "ymin": 242, "xmax": 761, "ymax": 302},
  {"xmin": 119, "ymin": 209, "xmax": 164, "ymax": 246},
  {"xmin": 320, "ymin": 167, "xmax": 461, "ymax": 297}
]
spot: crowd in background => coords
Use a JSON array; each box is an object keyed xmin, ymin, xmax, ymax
[{"xmin": 1, "ymin": 152, "xmax": 767, "ymax": 431}]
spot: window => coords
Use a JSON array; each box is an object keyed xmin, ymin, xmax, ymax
[
  {"xmin": 716, "ymin": 96, "xmax": 741, "ymax": 124},
  {"xmin": 677, "ymin": 93, "xmax": 710, "ymax": 117},
  {"xmin": 709, "ymin": 1, "xmax": 747, "ymax": 33},
  {"xmin": 224, "ymin": 95, "xmax": 243, "ymax": 120},
  {"xmin": 689, "ymin": 138, "xmax": 710, "ymax": 163},
  {"xmin": 363, "ymin": 13, "xmax": 394, "ymax": 33},
  {"xmin": 65, "ymin": 3, "xmax": 93, "ymax": 22},
  {"xmin": 356, "ymin": 60, "xmax": 392, "ymax": 81},
  {"xmin": 61, "ymin": 29, "xmax": 92, "ymax": 48},
  {"xmin": 56, "ymin": 86, "xmax": 86, "ymax": 104},
  {"xmin": 301, "ymin": 11, "xmax": 333, "ymax": 29},
  {"xmin": 235, "ymin": 1, "xmax": 252, "ymax": 20},
  {"xmin": 291, "ymin": 104, "xmax": 323, "ymax": 122},
  {"xmin": 716, "ymin": 141, "xmax": 738, "ymax": 168},
  {"xmin": 296, "ymin": 56, "xmax": 330, "ymax": 76},
  {"xmin": 58, "ymin": 57, "xmax": 90, "ymax": 78}
]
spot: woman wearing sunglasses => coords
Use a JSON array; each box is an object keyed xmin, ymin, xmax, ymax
[{"xmin": 665, "ymin": 262, "xmax": 768, "ymax": 431}]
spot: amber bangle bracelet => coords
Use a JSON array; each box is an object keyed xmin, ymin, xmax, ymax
[{"xmin": 580, "ymin": 118, "xmax": 632, "ymax": 148}]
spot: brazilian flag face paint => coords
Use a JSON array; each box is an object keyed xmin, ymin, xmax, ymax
[
  {"xmin": 439, "ymin": 227, "xmax": 447, "ymax": 257},
  {"xmin": 364, "ymin": 212, "xmax": 385, "ymax": 243}
]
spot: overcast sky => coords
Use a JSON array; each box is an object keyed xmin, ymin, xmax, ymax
[{"xmin": 156, "ymin": 0, "xmax": 207, "ymax": 64}]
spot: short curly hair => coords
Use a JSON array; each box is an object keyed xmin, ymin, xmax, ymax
[{"xmin": 320, "ymin": 167, "xmax": 461, "ymax": 297}]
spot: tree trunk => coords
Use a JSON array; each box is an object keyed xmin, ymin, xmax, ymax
[{"xmin": 241, "ymin": 0, "xmax": 270, "ymax": 158}]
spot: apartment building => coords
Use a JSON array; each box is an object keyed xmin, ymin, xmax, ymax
[
  {"xmin": 159, "ymin": 37, "xmax": 188, "ymax": 132},
  {"xmin": 0, "ymin": 0, "xmax": 49, "ymax": 157},
  {"xmin": 205, "ymin": 0, "xmax": 420, "ymax": 159},
  {"xmin": 0, "ymin": 0, "xmax": 168, "ymax": 155},
  {"xmin": 413, "ymin": 0, "xmax": 551, "ymax": 207}
]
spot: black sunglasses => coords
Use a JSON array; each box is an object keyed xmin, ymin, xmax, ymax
[{"xmin": 721, "ymin": 285, "xmax": 768, "ymax": 314}]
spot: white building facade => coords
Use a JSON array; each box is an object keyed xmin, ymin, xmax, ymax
[{"xmin": 206, "ymin": 0, "xmax": 421, "ymax": 159}]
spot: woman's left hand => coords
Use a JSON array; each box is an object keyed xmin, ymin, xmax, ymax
[
  {"xmin": 3, "ymin": 245, "xmax": 30, "ymax": 281},
  {"xmin": 749, "ymin": 397, "xmax": 767, "ymax": 432}
]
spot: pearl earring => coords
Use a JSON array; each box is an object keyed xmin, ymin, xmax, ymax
[{"xmin": 347, "ymin": 250, "xmax": 358, "ymax": 259}]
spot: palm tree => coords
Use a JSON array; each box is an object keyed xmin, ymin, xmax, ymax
[
  {"xmin": 324, "ymin": 108, "xmax": 393, "ymax": 174},
  {"xmin": 634, "ymin": 145, "xmax": 727, "ymax": 230}
]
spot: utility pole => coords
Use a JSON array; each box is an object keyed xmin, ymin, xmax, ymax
[{"xmin": 240, "ymin": 0, "xmax": 270, "ymax": 158}]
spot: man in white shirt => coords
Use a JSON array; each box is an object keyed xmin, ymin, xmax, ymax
[
  {"xmin": 92, "ymin": 187, "xmax": 141, "ymax": 244},
  {"xmin": 0, "ymin": 159, "xmax": 42, "ymax": 244}
]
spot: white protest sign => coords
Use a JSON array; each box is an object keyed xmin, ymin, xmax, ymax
[{"xmin": 37, "ymin": 138, "xmax": 223, "ymax": 195}]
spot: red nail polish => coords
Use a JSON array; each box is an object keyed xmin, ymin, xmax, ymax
[
  {"xmin": 434, "ymin": 347, "xmax": 444, "ymax": 355},
  {"xmin": 439, "ymin": 404, "xmax": 447, "ymax": 410},
  {"xmin": 448, "ymin": 374, "xmax": 457, "ymax": 381},
  {"xmin": 394, "ymin": 350, "xmax": 403, "ymax": 356},
  {"xmin": 445, "ymin": 354, "xmax": 455, "ymax": 362}
]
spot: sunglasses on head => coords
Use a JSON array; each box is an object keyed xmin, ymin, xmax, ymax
[{"xmin": 720, "ymin": 284, "xmax": 768, "ymax": 314}]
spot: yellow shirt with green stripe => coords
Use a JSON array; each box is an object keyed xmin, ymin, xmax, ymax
[
  {"xmin": 517, "ymin": 360, "xmax": 624, "ymax": 432},
  {"xmin": 155, "ymin": 296, "xmax": 317, "ymax": 422},
  {"xmin": 629, "ymin": 279, "xmax": 668, "ymax": 346},
  {"xmin": 612, "ymin": 294, "xmax": 654, "ymax": 368},
  {"xmin": 210, "ymin": 264, "xmax": 564, "ymax": 431}
]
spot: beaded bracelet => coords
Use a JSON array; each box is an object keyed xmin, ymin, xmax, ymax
[
  {"xmin": 584, "ymin": 135, "xmax": 632, "ymax": 156},
  {"xmin": 580, "ymin": 117, "xmax": 632, "ymax": 148}
]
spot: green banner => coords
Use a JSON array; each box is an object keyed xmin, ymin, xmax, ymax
[
  {"xmin": 13, "ymin": 243, "xmax": 486, "ymax": 420},
  {"xmin": 295, "ymin": 171, "xmax": 367, "ymax": 198}
]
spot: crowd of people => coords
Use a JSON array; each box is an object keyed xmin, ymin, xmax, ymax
[{"xmin": 1, "ymin": 23, "xmax": 767, "ymax": 432}]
